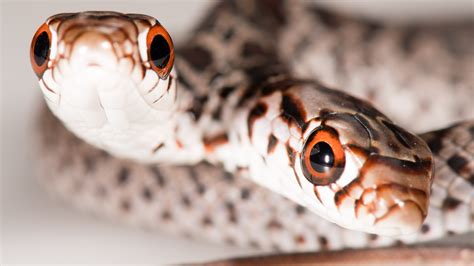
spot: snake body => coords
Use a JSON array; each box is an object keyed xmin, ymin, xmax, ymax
[{"xmin": 33, "ymin": 0, "xmax": 472, "ymax": 255}]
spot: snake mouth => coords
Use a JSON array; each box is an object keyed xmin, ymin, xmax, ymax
[
  {"xmin": 356, "ymin": 183, "xmax": 428, "ymax": 235},
  {"xmin": 335, "ymin": 153, "xmax": 432, "ymax": 236}
]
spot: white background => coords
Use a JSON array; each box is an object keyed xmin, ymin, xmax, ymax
[{"xmin": 1, "ymin": 0, "xmax": 473, "ymax": 264}]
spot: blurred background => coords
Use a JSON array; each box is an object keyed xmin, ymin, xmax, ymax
[{"xmin": 1, "ymin": 0, "xmax": 473, "ymax": 264}]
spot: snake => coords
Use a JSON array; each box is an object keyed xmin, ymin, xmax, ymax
[{"xmin": 31, "ymin": 0, "xmax": 473, "ymax": 259}]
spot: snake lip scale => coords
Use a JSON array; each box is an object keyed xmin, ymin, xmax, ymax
[{"xmin": 30, "ymin": 0, "xmax": 473, "ymax": 256}]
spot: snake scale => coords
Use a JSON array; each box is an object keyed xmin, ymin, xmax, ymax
[{"xmin": 32, "ymin": 0, "xmax": 473, "ymax": 259}]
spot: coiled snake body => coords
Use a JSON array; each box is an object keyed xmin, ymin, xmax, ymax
[{"xmin": 32, "ymin": 0, "xmax": 473, "ymax": 258}]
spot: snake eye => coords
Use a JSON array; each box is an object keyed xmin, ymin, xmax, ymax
[
  {"xmin": 30, "ymin": 23, "xmax": 52, "ymax": 78},
  {"xmin": 146, "ymin": 22, "xmax": 174, "ymax": 79},
  {"xmin": 301, "ymin": 126, "xmax": 345, "ymax": 186}
]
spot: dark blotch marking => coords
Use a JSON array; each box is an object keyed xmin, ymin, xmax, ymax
[
  {"xmin": 421, "ymin": 224, "xmax": 430, "ymax": 234},
  {"xmin": 187, "ymin": 96, "xmax": 208, "ymax": 121},
  {"xmin": 117, "ymin": 167, "xmax": 130, "ymax": 185},
  {"xmin": 211, "ymin": 105, "xmax": 223, "ymax": 120},
  {"xmin": 226, "ymin": 202, "xmax": 237, "ymax": 223},
  {"xmin": 240, "ymin": 188, "xmax": 251, "ymax": 200},
  {"xmin": 447, "ymin": 154, "xmax": 468, "ymax": 175},
  {"xmin": 401, "ymin": 28, "xmax": 418, "ymax": 54},
  {"xmin": 242, "ymin": 41, "xmax": 265, "ymax": 58},
  {"xmin": 312, "ymin": 8, "xmax": 341, "ymax": 28},
  {"xmin": 318, "ymin": 236, "xmax": 328, "ymax": 249},
  {"xmin": 189, "ymin": 168, "xmax": 207, "ymax": 195},
  {"xmin": 267, "ymin": 134, "xmax": 278, "ymax": 154},
  {"xmin": 295, "ymin": 205, "xmax": 306, "ymax": 215},
  {"xmin": 468, "ymin": 125, "xmax": 474, "ymax": 136},
  {"xmin": 223, "ymin": 28, "xmax": 235, "ymax": 40},
  {"xmin": 237, "ymin": 85, "xmax": 260, "ymax": 107},
  {"xmin": 256, "ymin": 0, "xmax": 287, "ymax": 26},
  {"xmin": 395, "ymin": 240, "xmax": 404, "ymax": 247},
  {"xmin": 83, "ymin": 156, "xmax": 96, "ymax": 173},
  {"xmin": 442, "ymin": 197, "xmax": 462, "ymax": 210},
  {"xmin": 369, "ymin": 234, "xmax": 378, "ymax": 241},
  {"xmin": 161, "ymin": 210, "xmax": 172, "ymax": 220},
  {"xmin": 318, "ymin": 108, "xmax": 335, "ymax": 118},
  {"xmin": 223, "ymin": 172, "xmax": 235, "ymax": 183},
  {"xmin": 197, "ymin": 184, "xmax": 206, "ymax": 195},
  {"xmin": 267, "ymin": 219, "xmax": 283, "ymax": 230},
  {"xmin": 261, "ymin": 78, "xmax": 309, "ymax": 96},
  {"xmin": 281, "ymin": 93, "xmax": 307, "ymax": 129},
  {"xmin": 182, "ymin": 195, "xmax": 191, "ymax": 208},
  {"xmin": 177, "ymin": 74, "xmax": 192, "ymax": 91},
  {"xmin": 219, "ymin": 86, "xmax": 235, "ymax": 98},
  {"xmin": 334, "ymin": 190, "xmax": 347, "ymax": 207},
  {"xmin": 363, "ymin": 22, "xmax": 383, "ymax": 41},
  {"xmin": 149, "ymin": 166, "xmax": 166, "ymax": 187},
  {"xmin": 249, "ymin": 241, "xmax": 259, "ymax": 249},
  {"xmin": 236, "ymin": 65, "xmax": 288, "ymax": 107},
  {"xmin": 179, "ymin": 46, "xmax": 212, "ymax": 70},
  {"xmin": 202, "ymin": 216, "xmax": 213, "ymax": 227},
  {"xmin": 142, "ymin": 187, "xmax": 153, "ymax": 201},
  {"xmin": 426, "ymin": 135, "xmax": 444, "ymax": 154},
  {"xmin": 120, "ymin": 200, "xmax": 131, "ymax": 212},
  {"xmin": 247, "ymin": 102, "xmax": 268, "ymax": 139}
]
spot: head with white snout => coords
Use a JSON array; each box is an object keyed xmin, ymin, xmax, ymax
[{"xmin": 30, "ymin": 12, "xmax": 177, "ymax": 158}]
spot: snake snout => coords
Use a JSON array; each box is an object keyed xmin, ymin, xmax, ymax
[
  {"xmin": 354, "ymin": 155, "xmax": 432, "ymax": 236},
  {"xmin": 68, "ymin": 32, "xmax": 119, "ymax": 74},
  {"xmin": 342, "ymin": 113, "xmax": 434, "ymax": 235}
]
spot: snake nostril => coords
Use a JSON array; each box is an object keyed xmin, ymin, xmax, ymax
[{"xmin": 87, "ymin": 62, "xmax": 101, "ymax": 67}]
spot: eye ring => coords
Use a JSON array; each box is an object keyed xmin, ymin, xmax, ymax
[
  {"xmin": 30, "ymin": 23, "xmax": 52, "ymax": 78},
  {"xmin": 301, "ymin": 126, "xmax": 345, "ymax": 186},
  {"xmin": 146, "ymin": 22, "xmax": 174, "ymax": 79}
]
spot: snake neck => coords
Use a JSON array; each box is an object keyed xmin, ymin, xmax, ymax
[{"xmin": 102, "ymin": 2, "xmax": 291, "ymax": 165}]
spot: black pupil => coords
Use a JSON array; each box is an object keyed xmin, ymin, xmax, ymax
[
  {"xmin": 34, "ymin": 31, "xmax": 50, "ymax": 66},
  {"xmin": 150, "ymin": 34, "xmax": 170, "ymax": 69},
  {"xmin": 309, "ymin": 142, "xmax": 334, "ymax": 173}
]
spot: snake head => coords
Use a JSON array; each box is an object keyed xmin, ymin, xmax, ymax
[
  {"xmin": 257, "ymin": 81, "xmax": 434, "ymax": 236},
  {"xmin": 292, "ymin": 84, "xmax": 434, "ymax": 236},
  {"xmin": 30, "ymin": 11, "xmax": 176, "ymax": 113},
  {"xmin": 30, "ymin": 12, "xmax": 178, "ymax": 161}
]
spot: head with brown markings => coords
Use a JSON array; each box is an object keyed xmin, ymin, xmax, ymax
[
  {"xmin": 30, "ymin": 12, "xmax": 176, "ymax": 132},
  {"xmin": 272, "ymin": 82, "xmax": 433, "ymax": 235}
]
